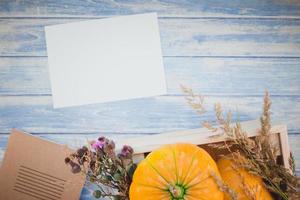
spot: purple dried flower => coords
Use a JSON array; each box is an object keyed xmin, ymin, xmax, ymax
[
  {"xmin": 71, "ymin": 163, "xmax": 81, "ymax": 174},
  {"xmin": 82, "ymin": 146, "xmax": 88, "ymax": 152},
  {"xmin": 103, "ymin": 140, "xmax": 116, "ymax": 159},
  {"xmin": 120, "ymin": 145, "xmax": 134, "ymax": 158},
  {"xmin": 68, "ymin": 160, "xmax": 81, "ymax": 174},
  {"xmin": 91, "ymin": 139, "xmax": 106, "ymax": 150},
  {"xmin": 107, "ymin": 140, "xmax": 115, "ymax": 150},
  {"xmin": 77, "ymin": 148, "xmax": 86, "ymax": 158},
  {"xmin": 118, "ymin": 145, "xmax": 134, "ymax": 167},
  {"xmin": 98, "ymin": 136, "xmax": 106, "ymax": 142},
  {"xmin": 64, "ymin": 157, "xmax": 71, "ymax": 164}
]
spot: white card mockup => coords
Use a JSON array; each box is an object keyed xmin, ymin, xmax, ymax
[{"xmin": 45, "ymin": 13, "xmax": 167, "ymax": 108}]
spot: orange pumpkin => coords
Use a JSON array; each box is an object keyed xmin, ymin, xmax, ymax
[
  {"xmin": 129, "ymin": 143, "xmax": 224, "ymax": 200},
  {"xmin": 217, "ymin": 157, "xmax": 273, "ymax": 200}
]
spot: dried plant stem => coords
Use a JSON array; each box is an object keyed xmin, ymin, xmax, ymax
[{"xmin": 182, "ymin": 86, "xmax": 300, "ymax": 200}]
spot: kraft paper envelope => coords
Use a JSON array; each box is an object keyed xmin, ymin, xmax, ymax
[{"xmin": 0, "ymin": 129, "xmax": 85, "ymax": 200}]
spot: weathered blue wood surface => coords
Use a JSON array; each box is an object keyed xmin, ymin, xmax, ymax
[
  {"xmin": 1, "ymin": 57, "xmax": 300, "ymax": 95},
  {"xmin": 1, "ymin": 18, "xmax": 300, "ymax": 57},
  {"xmin": 0, "ymin": 1, "xmax": 300, "ymax": 199},
  {"xmin": 1, "ymin": 0, "xmax": 300, "ymax": 17},
  {"xmin": 1, "ymin": 95, "xmax": 300, "ymax": 133}
]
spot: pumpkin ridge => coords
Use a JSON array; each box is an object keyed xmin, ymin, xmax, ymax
[
  {"xmin": 160, "ymin": 147, "xmax": 178, "ymax": 183},
  {"xmin": 134, "ymin": 183, "xmax": 167, "ymax": 191},
  {"xmin": 185, "ymin": 193, "xmax": 207, "ymax": 200},
  {"xmin": 185, "ymin": 173, "xmax": 210, "ymax": 190},
  {"xmin": 150, "ymin": 147, "xmax": 178, "ymax": 184},
  {"xmin": 171, "ymin": 146, "xmax": 179, "ymax": 184},
  {"xmin": 180, "ymin": 149, "xmax": 200, "ymax": 186},
  {"xmin": 145, "ymin": 158, "xmax": 170, "ymax": 185},
  {"xmin": 182, "ymin": 149, "xmax": 200, "ymax": 188}
]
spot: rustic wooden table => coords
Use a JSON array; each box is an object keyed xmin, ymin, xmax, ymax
[{"xmin": 0, "ymin": 1, "xmax": 300, "ymax": 199}]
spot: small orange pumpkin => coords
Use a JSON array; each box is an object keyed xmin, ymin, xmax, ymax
[
  {"xmin": 129, "ymin": 143, "xmax": 224, "ymax": 200},
  {"xmin": 217, "ymin": 156, "xmax": 273, "ymax": 200}
]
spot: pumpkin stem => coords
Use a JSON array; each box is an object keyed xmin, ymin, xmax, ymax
[{"xmin": 169, "ymin": 184, "xmax": 185, "ymax": 199}]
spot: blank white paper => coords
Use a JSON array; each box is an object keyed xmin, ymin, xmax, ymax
[{"xmin": 45, "ymin": 13, "xmax": 167, "ymax": 108}]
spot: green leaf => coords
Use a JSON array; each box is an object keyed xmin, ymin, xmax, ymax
[
  {"xmin": 93, "ymin": 190, "xmax": 102, "ymax": 198},
  {"xmin": 113, "ymin": 172, "xmax": 122, "ymax": 181},
  {"xmin": 127, "ymin": 164, "xmax": 137, "ymax": 180}
]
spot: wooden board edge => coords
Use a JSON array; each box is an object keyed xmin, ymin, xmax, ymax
[{"xmin": 124, "ymin": 120, "xmax": 291, "ymax": 170}]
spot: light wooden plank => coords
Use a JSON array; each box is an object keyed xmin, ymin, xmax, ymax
[
  {"xmin": 0, "ymin": 95, "xmax": 299, "ymax": 134},
  {"xmin": 1, "ymin": 57, "xmax": 300, "ymax": 96},
  {"xmin": 0, "ymin": 0, "xmax": 300, "ymax": 18},
  {"xmin": 118, "ymin": 120, "xmax": 284, "ymax": 153},
  {"xmin": 120, "ymin": 121, "xmax": 291, "ymax": 168},
  {"xmin": 278, "ymin": 125, "xmax": 291, "ymax": 169},
  {"xmin": 1, "ymin": 18, "xmax": 300, "ymax": 57}
]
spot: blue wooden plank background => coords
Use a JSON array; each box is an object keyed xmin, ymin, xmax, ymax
[{"xmin": 0, "ymin": 1, "xmax": 300, "ymax": 199}]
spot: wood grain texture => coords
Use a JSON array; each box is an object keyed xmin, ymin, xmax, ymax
[
  {"xmin": 1, "ymin": 57, "xmax": 300, "ymax": 96},
  {"xmin": 1, "ymin": 18, "xmax": 300, "ymax": 57},
  {"xmin": 0, "ymin": 1, "xmax": 299, "ymax": 198},
  {"xmin": 0, "ymin": 95, "xmax": 299, "ymax": 134},
  {"xmin": 0, "ymin": 0, "xmax": 300, "ymax": 18}
]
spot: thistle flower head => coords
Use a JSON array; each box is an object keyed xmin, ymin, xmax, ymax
[
  {"xmin": 103, "ymin": 139, "xmax": 116, "ymax": 158},
  {"xmin": 91, "ymin": 137, "xmax": 107, "ymax": 150},
  {"xmin": 119, "ymin": 145, "xmax": 134, "ymax": 158}
]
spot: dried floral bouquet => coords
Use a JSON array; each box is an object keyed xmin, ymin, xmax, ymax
[
  {"xmin": 65, "ymin": 88, "xmax": 300, "ymax": 200},
  {"xmin": 65, "ymin": 138, "xmax": 135, "ymax": 199}
]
